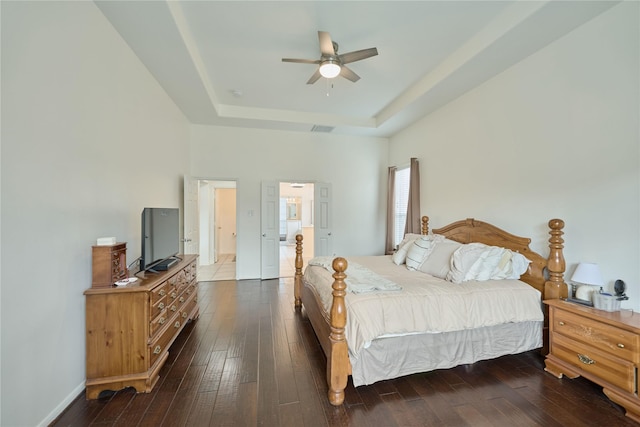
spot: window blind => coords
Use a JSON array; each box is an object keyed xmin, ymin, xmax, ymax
[{"xmin": 394, "ymin": 167, "xmax": 410, "ymax": 246}]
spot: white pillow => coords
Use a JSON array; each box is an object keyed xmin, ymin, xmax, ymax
[
  {"xmin": 392, "ymin": 233, "xmax": 423, "ymax": 265},
  {"xmin": 505, "ymin": 252, "xmax": 531, "ymax": 279},
  {"xmin": 446, "ymin": 242, "xmax": 531, "ymax": 283},
  {"xmin": 405, "ymin": 236, "xmax": 436, "ymax": 271},
  {"xmin": 447, "ymin": 242, "xmax": 492, "ymax": 283},
  {"xmin": 419, "ymin": 238, "xmax": 462, "ymax": 278}
]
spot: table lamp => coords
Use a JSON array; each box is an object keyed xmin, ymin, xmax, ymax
[{"xmin": 571, "ymin": 262, "xmax": 604, "ymax": 302}]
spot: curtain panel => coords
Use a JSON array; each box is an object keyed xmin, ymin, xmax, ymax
[{"xmin": 404, "ymin": 157, "xmax": 421, "ymax": 235}]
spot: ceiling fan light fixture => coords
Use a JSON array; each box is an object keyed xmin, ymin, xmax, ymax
[{"xmin": 319, "ymin": 60, "xmax": 341, "ymax": 78}]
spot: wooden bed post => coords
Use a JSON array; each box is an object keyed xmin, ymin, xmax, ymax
[
  {"xmin": 544, "ymin": 219, "xmax": 567, "ymax": 300},
  {"xmin": 294, "ymin": 234, "xmax": 303, "ymax": 308},
  {"xmin": 421, "ymin": 216, "xmax": 429, "ymax": 235},
  {"xmin": 328, "ymin": 257, "xmax": 349, "ymax": 406}
]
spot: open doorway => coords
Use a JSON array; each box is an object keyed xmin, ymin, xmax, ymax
[
  {"xmin": 197, "ymin": 180, "xmax": 237, "ymax": 281},
  {"xmin": 279, "ymin": 182, "xmax": 314, "ymax": 277}
]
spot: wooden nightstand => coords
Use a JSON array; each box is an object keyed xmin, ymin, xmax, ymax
[{"xmin": 544, "ymin": 299, "xmax": 640, "ymax": 422}]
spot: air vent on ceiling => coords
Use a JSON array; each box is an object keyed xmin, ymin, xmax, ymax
[{"xmin": 310, "ymin": 125, "xmax": 335, "ymax": 133}]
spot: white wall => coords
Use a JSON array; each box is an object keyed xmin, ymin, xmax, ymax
[
  {"xmin": 390, "ymin": 2, "xmax": 639, "ymax": 308},
  {"xmin": 190, "ymin": 125, "xmax": 389, "ymax": 279},
  {"xmin": 1, "ymin": 2, "xmax": 190, "ymax": 426}
]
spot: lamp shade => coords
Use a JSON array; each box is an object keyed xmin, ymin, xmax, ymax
[{"xmin": 571, "ymin": 262, "xmax": 604, "ymax": 286}]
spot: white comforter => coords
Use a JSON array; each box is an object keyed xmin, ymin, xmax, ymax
[{"xmin": 303, "ymin": 255, "xmax": 544, "ymax": 360}]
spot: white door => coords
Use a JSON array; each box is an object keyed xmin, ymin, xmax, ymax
[
  {"xmin": 183, "ymin": 175, "xmax": 200, "ymax": 255},
  {"xmin": 314, "ymin": 182, "xmax": 333, "ymax": 256},
  {"xmin": 261, "ymin": 181, "xmax": 280, "ymax": 279}
]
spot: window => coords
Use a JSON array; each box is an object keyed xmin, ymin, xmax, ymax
[{"xmin": 393, "ymin": 167, "xmax": 410, "ymax": 247}]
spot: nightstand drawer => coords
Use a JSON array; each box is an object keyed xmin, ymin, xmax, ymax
[
  {"xmin": 552, "ymin": 333, "xmax": 636, "ymax": 393},
  {"xmin": 553, "ymin": 309, "xmax": 640, "ymax": 363}
]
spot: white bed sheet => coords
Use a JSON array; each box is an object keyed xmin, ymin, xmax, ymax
[{"xmin": 303, "ymin": 255, "xmax": 544, "ymax": 359}]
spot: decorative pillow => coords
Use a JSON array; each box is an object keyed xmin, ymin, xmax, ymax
[
  {"xmin": 418, "ymin": 238, "xmax": 462, "ymax": 278},
  {"xmin": 392, "ymin": 233, "xmax": 423, "ymax": 265},
  {"xmin": 405, "ymin": 236, "xmax": 437, "ymax": 271}
]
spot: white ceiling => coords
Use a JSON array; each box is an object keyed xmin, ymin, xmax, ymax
[{"xmin": 95, "ymin": 1, "xmax": 618, "ymax": 138}]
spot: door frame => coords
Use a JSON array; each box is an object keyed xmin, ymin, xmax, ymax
[{"xmin": 186, "ymin": 178, "xmax": 237, "ymax": 272}]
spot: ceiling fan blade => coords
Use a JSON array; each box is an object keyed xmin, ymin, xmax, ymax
[
  {"xmin": 338, "ymin": 47, "xmax": 378, "ymax": 64},
  {"xmin": 340, "ymin": 65, "xmax": 360, "ymax": 83},
  {"xmin": 282, "ymin": 58, "xmax": 321, "ymax": 64},
  {"xmin": 306, "ymin": 69, "xmax": 322, "ymax": 85},
  {"xmin": 318, "ymin": 31, "xmax": 335, "ymax": 55}
]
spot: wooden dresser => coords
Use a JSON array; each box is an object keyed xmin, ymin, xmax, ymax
[
  {"xmin": 84, "ymin": 254, "xmax": 198, "ymax": 399},
  {"xmin": 544, "ymin": 299, "xmax": 640, "ymax": 422}
]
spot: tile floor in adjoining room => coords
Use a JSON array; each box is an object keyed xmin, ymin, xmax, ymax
[{"xmin": 197, "ymin": 242, "xmax": 303, "ymax": 281}]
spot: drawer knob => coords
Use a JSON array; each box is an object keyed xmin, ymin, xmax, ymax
[
  {"xmin": 618, "ymin": 343, "xmax": 625, "ymax": 348},
  {"xmin": 174, "ymin": 321, "xmax": 181, "ymax": 328},
  {"xmin": 159, "ymin": 317, "xmax": 166, "ymax": 325},
  {"xmin": 558, "ymin": 321, "xmax": 565, "ymax": 326},
  {"xmin": 159, "ymin": 303, "xmax": 165, "ymax": 310},
  {"xmin": 578, "ymin": 354, "xmax": 595, "ymax": 365},
  {"xmin": 179, "ymin": 297, "xmax": 185, "ymax": 303},
  {"xmin": 171, "ymin": 305, "xmax": 177, "ymax": 312},
  {"xmin": 182, "ymin": 312, "xmax": 188, "ymax": 319},
  {"xmin": 159, "ymin": 290, "xmax": 166, "ymax": 297},
  {"xmin": 153, "ymin": 345, "xmax": 161, "ymax": 354}
]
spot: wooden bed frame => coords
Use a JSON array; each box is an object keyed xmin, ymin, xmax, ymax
[{"xmin": 293, "ymin": 216, "xmax": 567, "ymax": 406}]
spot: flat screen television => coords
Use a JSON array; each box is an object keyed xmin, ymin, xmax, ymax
[{"xmin": 140, "ymin": 207, "xmax": 180, "ymax": 272}]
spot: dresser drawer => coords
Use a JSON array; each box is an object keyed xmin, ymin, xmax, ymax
[
  {"xmin": 552, "ymin": 333, "xmax": 636, "ymax": 393},
  {"xmin": 179, "ymin": 291, "xmax": 198, "ymax": 321},
  {"xmin": 553, "ymin": 309, "xmax": 640, "ymax": 363},
  {"xmin": 151, "ymin": 294, "xmax": 167, "ymax": 320},
  {"xmin": 149, "ymin": 313, "xmax": 183, "ymax": 368},
  {"xmin": 151, "ymin": 282, "xmax": 169, "ymax": 306},
  {"xmin": 150, "ymin": 308, "xmax": 168, "ymax": 337}
]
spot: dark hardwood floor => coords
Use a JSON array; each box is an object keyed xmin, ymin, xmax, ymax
[{"xmin": 51, "ymin": 278, "xmax": 636, "ymax": 426}]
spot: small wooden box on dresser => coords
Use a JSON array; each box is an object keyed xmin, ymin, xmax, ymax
[
  {"xmin": 84, "ymin": 254, "xmax": 198, "ymax": 399},
  {"xmin": 544, "ymin": 299, "xmax": 640, "ymax": 422}
]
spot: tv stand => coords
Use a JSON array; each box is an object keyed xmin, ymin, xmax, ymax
[{"xmin": 84, "ymin": 254, "xmax": 198, "ymax": 399}]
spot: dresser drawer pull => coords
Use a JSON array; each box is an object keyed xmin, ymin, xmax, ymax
[
  {"xmin": 578, "ymin": 354, "xmax": 595, "ymax": 365},
  {"xmin": 159, "ymin": 317, "xmax": 166, "ymax": 325},
  {"xmin": 153, "ymin": 345, "xmax": 161, "ymax": 355},
  {"xmin": 174, "ymin": 321, "xmax": 181, "ymax": 328},
  {"xmin": 159, "ymin": 289, "xmax": 166, "ymax": 297},
  {"xmin": 171, "ymin": 305, "xmax": 177, "ymax": 312},
  {"xmin": 158, "ymin": 303, "xmax": 165, "ymax": 310},
  {"xmin": 182, "ymin": 312, "xmax": 188, "ymax": 319},
  {"xmin": 558, "ymin": 321, "xmax": 565, "ymax": 326},
  {"xmin": 171, "ymin": 292, "xmax": 177, "ymax": 299},
  {"xmin": 179, "ymin": 297, "xmax": 185, "ymax": 303},
  {"xmin": 618, "ymin": 343, "xmax": 625, "ymax": 348}
]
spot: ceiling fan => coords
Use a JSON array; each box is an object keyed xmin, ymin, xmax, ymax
[{"xmin": 282, "ymin": 31, "xmax": 378, "ymax": 84}]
